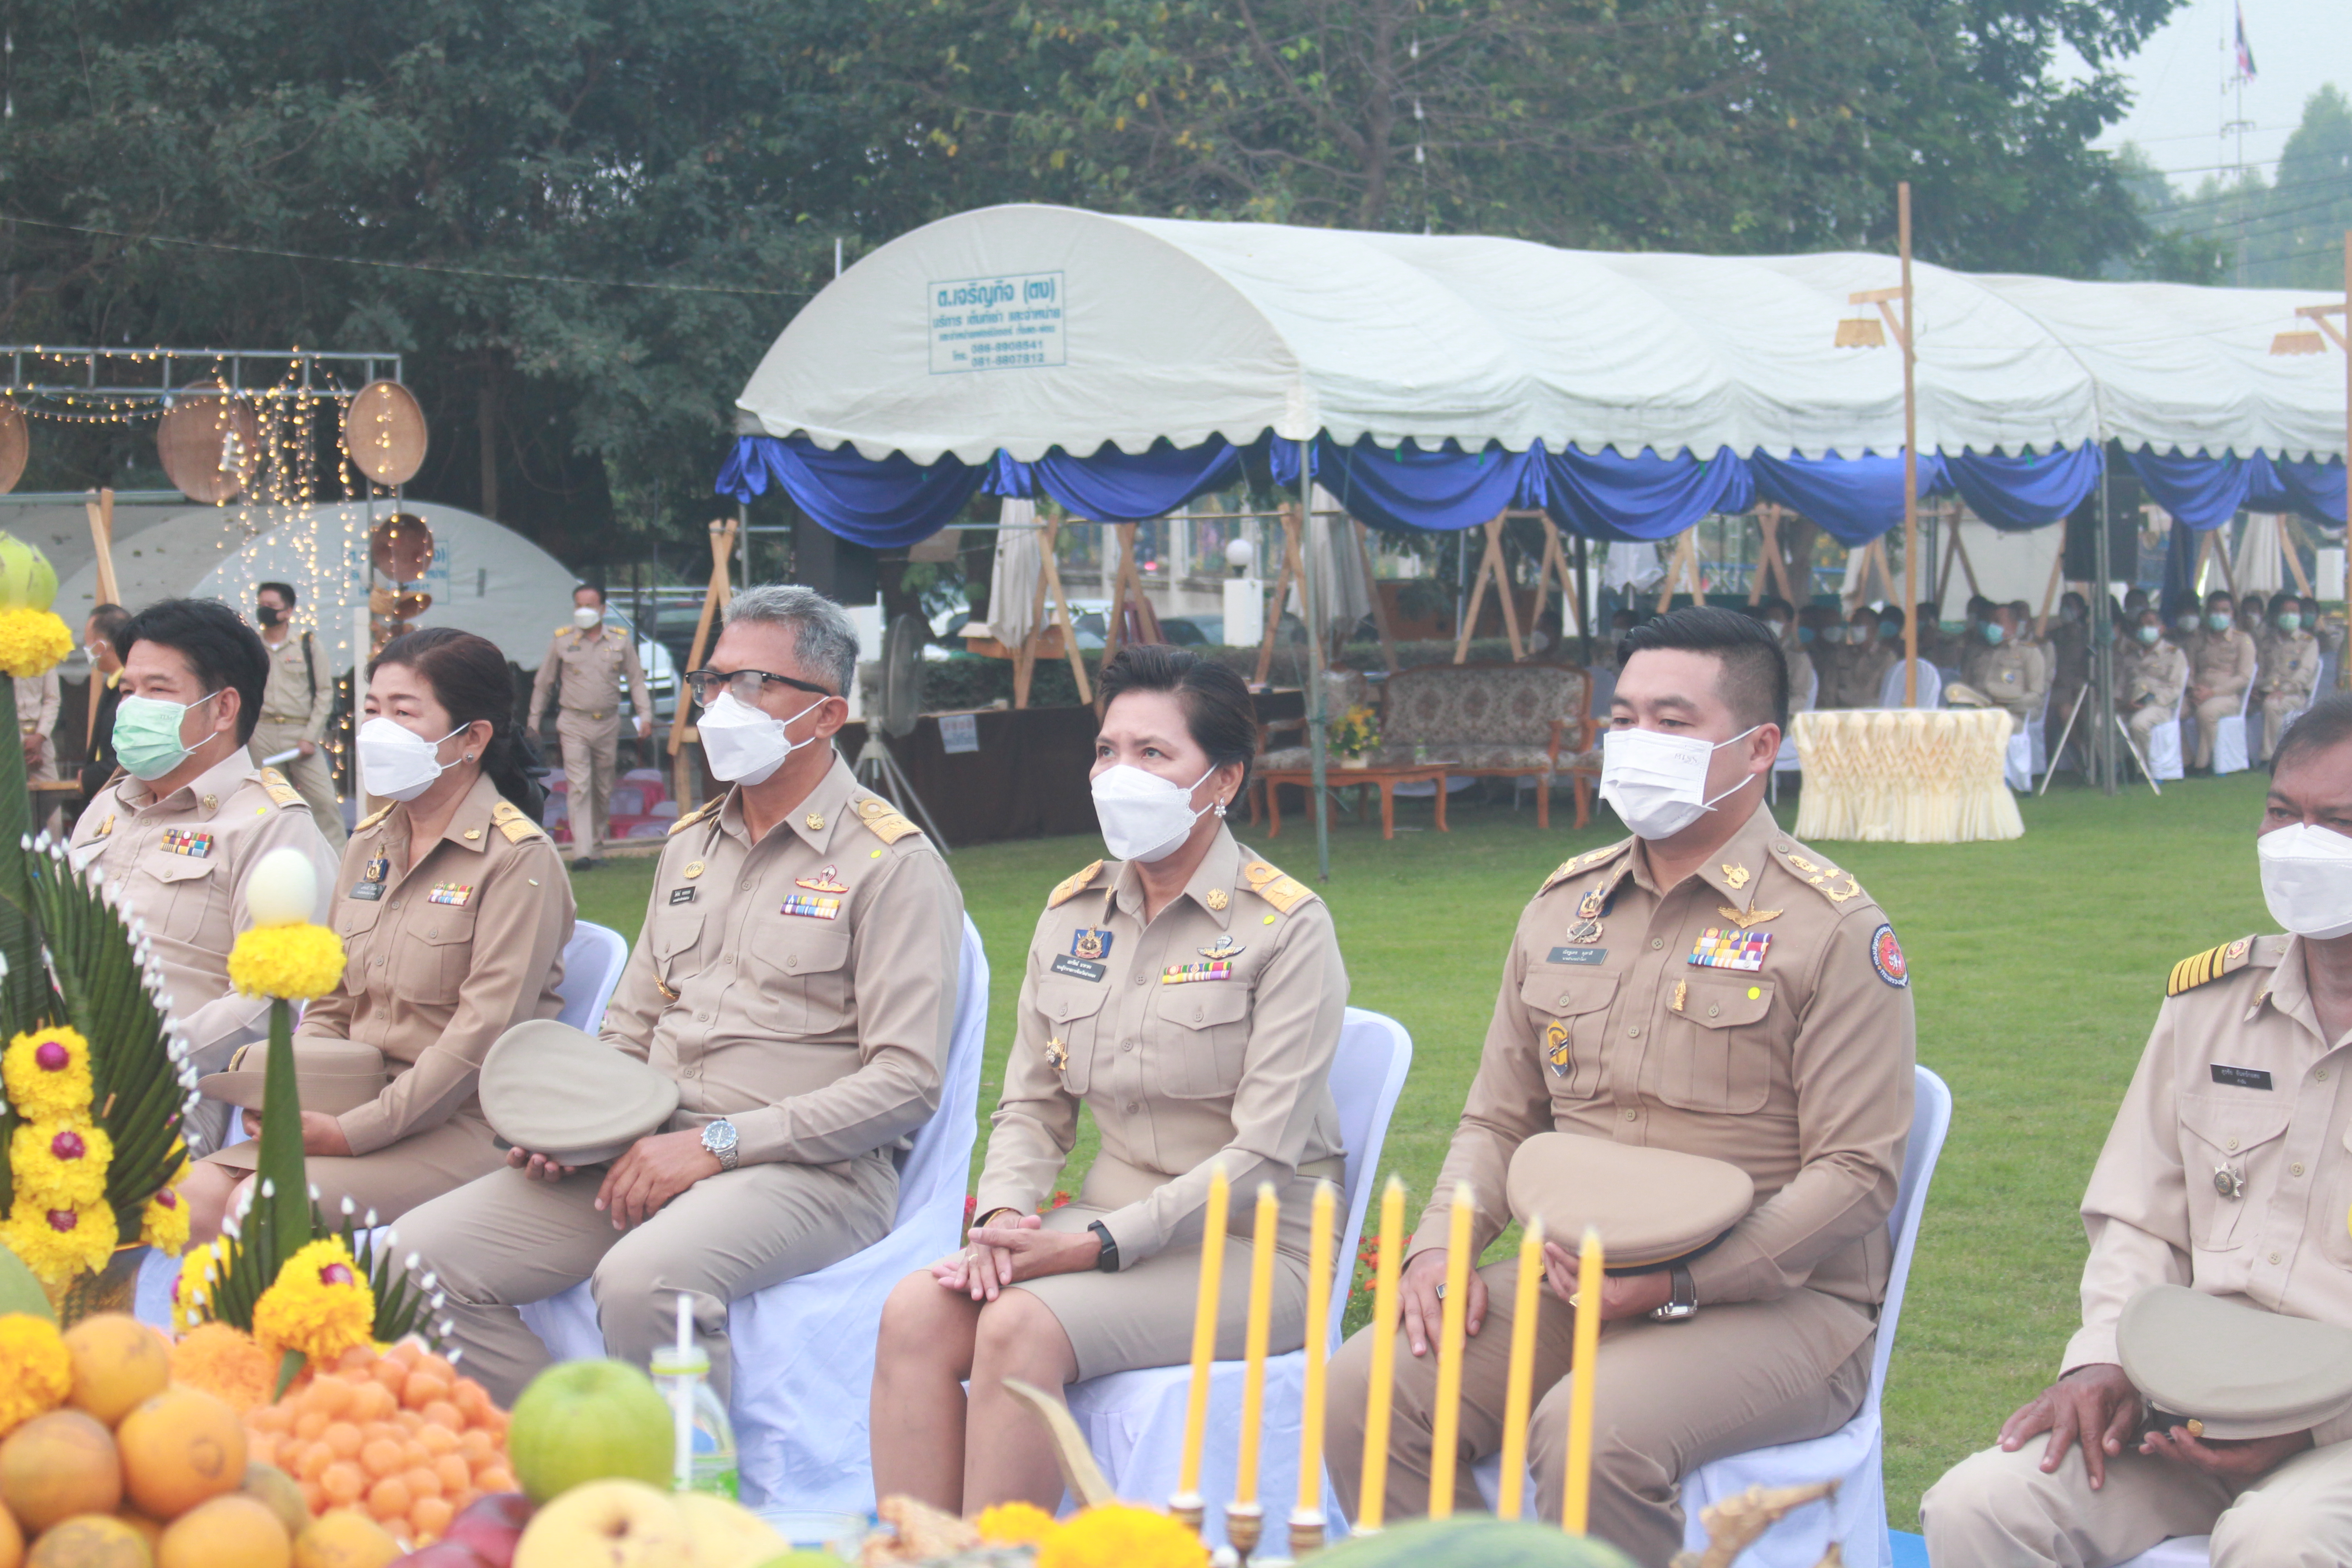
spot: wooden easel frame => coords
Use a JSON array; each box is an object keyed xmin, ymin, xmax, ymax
[
  {"xmin": 1096, "ymin": 521, "xmax": 1164, "ymax": 674},
  {"xmin": 1254, "ymin": 510, "xmax": 1310, "ymax": 686},
  {"xmin": 1350, "ymin": 517, "xmax": 1402, "ymax": 672},
  {"xmin": 83, "ymin": 487, "xmax": 118, "ymax": 753},
  {"xmin": 667, "ymin": 517, "xmax": 739, "ymax": 807},
  {"xmin": 1747, "ymin": 504, "xmax": 1803, "ymax": 606},
  {"xmin": 1458, "ymin": 514, "xmax": 1527, "ymax": 663},
  {"xmin": 2194, "ymin": 528, "xmax": 2239, "ymax": 599},
  {"xmin": 1937, "ymin": 507, "xmax": 1982, "ymax": 611},
  {"xmin": 1651, "ymin": 528, "xmax": 1705, "ymax": 617},
  {"xmin": 1845, "ymin": 537, "xmax": 1901, "ymax": 612},
  {"xmin": 1008, "ymin": 516, "xmax": 1093, "ymax": 709},
  {"xmin": 1516, "ymin": 512, "xmax": 1583, "ymax": 648}
]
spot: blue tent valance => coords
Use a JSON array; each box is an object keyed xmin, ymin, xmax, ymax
[{"xmin": 720, "ymin": 432, "xmax": 2343, "ymax": 550}]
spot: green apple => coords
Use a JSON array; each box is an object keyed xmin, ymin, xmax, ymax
[{"xmin": 507, "ymin": 1359, "xmax": 674, "ymax": 1503}]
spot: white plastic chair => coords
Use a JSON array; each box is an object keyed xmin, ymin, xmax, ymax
[
  {"xmin": 2210, "ymin": 683, "xmax": 2255, "ymax": 776},
  {"xmin": 1062, "ymin": 1008, "xmax": 1415, "ymax": 1548},
  {"xmin": 516, "ymin": 914, "xmax": 990, "ymax": 1514},
  {"xmin": 1769, "ymin": 669, "xmax": 1818, "ymax": 805},
  {"xmin": 2118, "ymin": 1538, "xmax": 2213, "ymax": 1567},
  {"xmin": 2144, "ymin": 697, "xmax": 2186, "ymax": 783},
  {"xmin": 1876, "ymin": 660, "xmax": 1941, "ymax": 710},
  {"xmin": 1471, "ymin": 1067, "xmax": 1951, "ymax": 1568},
  {"xmin": 2004, "ymin": 689, "xmax": 2050, "ymax": 793},
  {"xmin": 555, "ymin": 921, "xmax": 630, "ymax": 1033}
]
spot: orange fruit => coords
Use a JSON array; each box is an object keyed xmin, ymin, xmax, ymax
[
  {"xmin": 242, "ymin": 1464, "xmax": 309, "ymax": 1538},
  {"xmin": 291, "ymin": 1510, "xmax": 400, "ymax": 1568},
  {"xmin": 113, "ymin": 1510, "xmax": 166, "ymax": 1552},
  {"xmin": 157, "ymin": 1494, "xmax": 289, "ymax": 1568},
  {"xmin": 0, "ymin": 1498, "xmax": 19, "ymax": 1568},
  {"xmin": 0, "ymin": 1411, "xmax": 122, "ymax": 1533},
  {"xmin": 116, "ymin": 1388, "xmax": 247, "ymax": 1520},
  {"xmin": 24, "ymin": 1515, "xmax": 149, "ymax": 1568},
  {"xmin": 61, "ymin": 1317, "xmax": 172, "ymax": 1429}
]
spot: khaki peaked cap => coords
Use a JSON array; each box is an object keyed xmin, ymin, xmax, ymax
[
  {"xmin": 1505, "ymin": 1132, "xmax": 1754, "ymax": 1272},
  {"xmin": 478, "ymin": 1019, "xmax": 679, "ymax": 1166},
  {"xmin": 2118, "ymin": 1284, "xmax": 2352, "ymax": 1441}
]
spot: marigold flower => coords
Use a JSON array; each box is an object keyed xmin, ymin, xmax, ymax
[
  {"xmin": 2, "ymin": 1027, "xmax": 94, "ymax": 1122},
  {"xmin": 253, "ymin": 1237, "xmax": 375, "ymax": 1366},
  {"xmin": 227, "ymin": 922, "xmax": 347, "ymax": 1000},
  {"xmin": 975, "ymin": 1500, "xmax": 1058, "ymax": 1545},
  {"xmin": 0, "ymin": 1313, "xmax": 71, "ymax": 1436},
  {"xmin": 0, "ymin": 607, "xmax": 73, "ymax": 678},
  {"xmin": 1038, "ymin": 1504, "xmax": 1209, "ymax": 1568}
]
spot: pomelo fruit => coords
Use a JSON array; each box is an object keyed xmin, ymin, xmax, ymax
[
  {"xmin": 23, "ymin": 1516, "xmax": 149, "ymax": 1568},
  {"xmin": 155, "ymin": 1494, "xmax": 289, "ymax": 1568},
  {"xmin": 290, "ymin": 1510, "xmax": 402, "ymax": 1568},
  {"xmin": 0, "ymin": 1498, "xmax": 19, "ymax": 1568},
  {"xmin": 241, "ymin": 1464, "xmax": 309, "ymax": 1538},
  {"xmin": 512, "ymin": 1481, "xmax": 691, "ymax": 1568},
  {"xmin": 675, "ymin": 1494, "xmax": 785, "ymax": 1568},
  {"xmin": 61, "ymin": 1318, "xmax": 171, "ymax": 1429},
  {"xmin": 115, "ymin": 1389, "xmax": 245, "ymax": 1520},
  {"xmin": 505, "ymin": 1361, "xmax": 670, "ymax": 1504},
  {"xmin": 0, "ymin": 1411, "xmax": 122, "ymax": 1533}
]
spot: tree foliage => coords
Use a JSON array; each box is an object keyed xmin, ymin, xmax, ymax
[{"xmin": 2134, "ymin": 84, "xmax": 2352, "ymax": 289}]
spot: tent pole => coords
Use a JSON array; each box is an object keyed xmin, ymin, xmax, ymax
[
  {"xmin": 2093, "ymin": 444, "xmax": 2118, "ymax": 795},
  {"xmin": 1899, "ymin": 180, "xmax": 1919, "ymax": 709},
  {"xmin": 1301, "ymin": 444, "xmax": 1331, "ymax": 882},
  {"xmin": 1573, "ymin": 533, "xmax": 1591, "ymax": 667},
  {"xmin": 2342, "ymin": 228, "xmax": 2350, "ymax": 691}
]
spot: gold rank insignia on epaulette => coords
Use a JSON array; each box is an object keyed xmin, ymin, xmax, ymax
[
  {"xmin": 490, "ymin": 799, "xmax": 546, "ymax": 844},
  {"xmin": 2169, "ymin": 936, "xmax": 2255, "ymax": 998},
  {"xmin": 1541, "ymin": 841, "xmax": 1630, "ymax": 895},
  {"xmin": 1048, "ymin": 859, "xmax": 1104, "ymax": 908},
  {"xmin": 853, "ymin": 795, "xmax": 921, "ymax": 844},
  {"xmin": 1776, "ymin": 845, "xmax": 1865, "ymax": 904},
  {"xmin": 354, "ymin": 802, "xmax": 397, "ymax": 833},
  {"xmin": 258, "ymin": 767, "xmax": 303, "ymax": 808},
  {"xmin": 1242, "ymin": 858, "xmax": 1318, "ymax": 915},
  {"xmin": 668, "ymin": 799, "xmax": 723, "ymax": 835}
]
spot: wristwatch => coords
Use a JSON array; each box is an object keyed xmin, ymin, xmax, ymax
[
  {"xmin": 700, "ymin": 1118, "xmax": 740, "ymax": 1172},
  {"xmin": 1088, "ymin": 1220, "xmax": 1121, "ymax": 1274},
  {"xmin": 1648, "ymin": 1264, "xmax": 1698, "ymax": 1322}
]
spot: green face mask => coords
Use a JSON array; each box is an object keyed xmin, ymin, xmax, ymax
[
  {"xmin": 2136, "ymin": 625, "xmax": 2162, "ymax": 645},
  {"xmin": 111, "ymin": 691, "xmax": 218, "ymax": 781},
  {"xmin": 2277, "ymin": 613, "xmax": 2301, "ymax": 633}
]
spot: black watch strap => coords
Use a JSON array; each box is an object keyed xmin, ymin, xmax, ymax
[{"xmin": 1088, "ymin": 1220, "xmax": 1121, "ymax": 1273}]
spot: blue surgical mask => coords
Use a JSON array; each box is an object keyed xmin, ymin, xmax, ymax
[
  {"xmin": 1797, "ymin": 625, "xmax": 1816, "ymax": 645},
  {"xmin": 2136, "ymin": 625, "xmax": 2161, "ymax": 646},
  {"xmin": 1880, "ymin": 622, "xmax": 1901, "ymax": 641},
  {"xmin": 2207, "ymin": 612, "xmax": 2233, "ymax": 632}
]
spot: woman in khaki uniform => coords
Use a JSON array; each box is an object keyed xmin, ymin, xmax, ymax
[
  {"xmin": 185, "ymin": 629, "xmax": 574, "ymax": 1240},
  {"xmin": 871, "ymin": 645, "xmax": 1348, "ymax": 1514}
]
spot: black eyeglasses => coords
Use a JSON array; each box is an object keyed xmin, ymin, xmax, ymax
[{"xmin": 684, "ymin": 668, "xmax": 838, "ymax": 706}]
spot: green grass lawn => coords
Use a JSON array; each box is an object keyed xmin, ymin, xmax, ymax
[{"xmin": 565, "ymin": 769, "xmax": 2276, "ymax": 1529}]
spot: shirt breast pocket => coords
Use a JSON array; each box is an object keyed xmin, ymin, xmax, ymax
[
  {"xmin": 750, "ymin": 920, "xmax": 855, "ymax": 1034},
  {"xmin": 332, "ymin": 890, "xmax": 383, "ymax": 990},
  {"xmin": 136, "ymin": 853, "xmax": 219, "ymax": 944},
  {"xmin": 1035, "ymin": 981, "xmax": 1112, "ymax": 1095},
  {"xmin": 2180, "ymin": 1092, "xmax": 2292, "ymax": 1253},
  {"xmin": 1519, "ymin": 969, "xmax": 1616, "ymax": 1101},
  {"xmin": 1151, "ymin": 981, "xmax": 1253, "ymax": 1099},
  {"xmin": 394, "ymin": 907, "xmax": 479, "ymax": 1005},
  {"xmin": 1653, "ymin": 976, "xmax": 1776, "ymax": 1114}
]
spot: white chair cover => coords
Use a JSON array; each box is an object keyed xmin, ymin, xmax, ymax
[
  {"xmin": 515, "ymin": 915, "xmax": 990, "ymax": 1514},
  {"xmin": 2117, "ymin": 1535, "xmax": 2214, "ymax": 1567},
  {"xmin": 2211, "ymin": 684, "xmax": 2255, "ymax": 776},
  {"xmin": 555, "ymin": 922, "xmax": 630, "ymax": 1032},
  {"xmin": 1875, "ymin": 659, "xmax": 1941, "ymax": 710},
  {"xmin": 2145, "ymin": 700, "xmax": 2185, "ymax": 782},
  {"xmin": 1063, "ymin": 1009, "xmax": 1415, "ymax": 1548}
]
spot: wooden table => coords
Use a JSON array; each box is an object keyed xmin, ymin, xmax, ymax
[
  {"xmin": 1790, "ymin": 709, "xmax": 2023, "ymax": 844},
  {"xmin": 1258, "ymin": 762, "xmax": 1453, "ymax": 840}
]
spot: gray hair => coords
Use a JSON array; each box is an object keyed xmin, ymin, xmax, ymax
[{"xmin": 722, "ymin": 584, "xmax": 860, "ymax": 695}]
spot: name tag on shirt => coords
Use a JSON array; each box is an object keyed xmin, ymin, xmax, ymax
[
  {"xmin": 2210, "ymin": 1064, "xmax": 2273, "ymax": 1091},
  {"xmin": 1545, "ymin": 947, "xmax": 1610, "ymax": 966},
  {"xmin": 1051, "ymin": 954, "xmax": 1106, "ymax": 983},
  {"xmin": 348, "ymin": 882, "xmax": 383, "ymax": 901},
  {"xmin": 669, "ymin": 887, "xmax": 696, "ymax": 905}
]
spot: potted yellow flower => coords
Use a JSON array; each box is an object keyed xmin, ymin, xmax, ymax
[{"xmin": 1328, "ymin": 704, "xmax": 1381, "ymax": 769}]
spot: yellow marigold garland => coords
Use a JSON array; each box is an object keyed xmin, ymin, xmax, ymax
[
  {"xmin": 173, "ymin": 1237, "xmax": 230, "ymax": 1332},
  {"xmin": 168, "ymin": 1321, "xmax": 277, "ymax": 1412},
  {"xmin": 0, "ymin": 1313, "xmax": 71, "ymax": 1436},
  {"xmin": 2, "ymin": 1026, "xmax": 94, "ymax": 1121},
  {"xmin": 227, "ymin": 922, "xmax": 347, "ymax": 1000},
  {"xmin": 0, "ymin": 1198, "xmax": 114, "ymax": 1284},
  {"xmin": 1037, "ymin": 1504, "xmax": 1209, "ymax": 1568},
  {"xmin": 9, "ymin": 1117, "xmax": 113, "ymax": 1207},
  {"xmin": 139, "ymin": 1145, "xmax": 192, "ymax": 1258},
  {"xmin": 975, "ymin": 1501, "xmax": 1059, "ymax": 1546},
  {"xmin": 0, "ymin": 607, "xmax": 73, "ymax": 679},
  {"xmin": 253, "ymin": 1237, "xmax": 375, "ymax": 1366}
]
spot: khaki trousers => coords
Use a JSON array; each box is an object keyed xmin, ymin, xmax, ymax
[
  {"xmin": 1922, "ymin": 1436, "xmax": 2352, "ymax": 1567},
  {"xmin": 556, "ymin": 710, "xmax": 618, "ymax": 856},
  {"xmin": 2258, "ymin": 691, "xmax": 2309, "ymax": 763},
  {"xmin": 1323, "ymin": 1258, "xmax": 1872, "ymax": 1568},
  {"xmin": 2190, "ymin": 693, "xmax": 2240, "ymax": 768},
  {"xmin": 392, "ymin": 1147, "xmax": 898, "ymax": 1407},
  {"xmin": 2125, "ymin": 703, "xmax": 2173, "ymax": 751},
  {"xmin": 202, "ymin": 1111, "xmax": 502, "ymax": 1227},
  {"xmin": 250, "ymin": 720, "xmax": 347, "ymax": 850}
]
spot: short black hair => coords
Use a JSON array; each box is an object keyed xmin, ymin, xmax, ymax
[
  {"xmin": 1617, "ymin": 605, "xmax": 1788, "ymax": 732},
  {"xmin": 573, "ymin": 583, "xmax": 606, "ymax": 605},
  {"xmin": 118, "ymin": 599, "xmax": 270, "ymax": 745},
  {"xmin": 1756, "ymin": 596, "xmax": 1794, "ymax": 620},
  {"xmin": 87, "ymin": 603, "xmax": 131, "ymax": 648},
  {"xmin": 1880, "ymin": 606, "xmax": 1906, "ymax": 628},
  {"xmin": 2205, "ymin": 588, "xmax": 2234, "ymax": 607},
  {"xmin": 1097, "ymin": 644, "xmax": 1259, "ymax": 797},
  {"xmin": 256, "ymin": 581, "xmax": 296, "ymax": 606},
  {"xmin": 2273, "ymin": 694, "xmax": 2352, "ymax": 777}
]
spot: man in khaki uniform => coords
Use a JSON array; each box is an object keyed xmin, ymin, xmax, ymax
[
  {"xmin": 1831, "ymin": 605, "xmax": 1894, "ymax": 708},
  {"xmin": 67, "ymin": 599, "xmax": 337, "ymax": 1153},
  {"xmin": 249, "ymin": 581, "xmax": 345, "ymax": 851},
  {"xmin": 2119, "ymin": 608, "xmax": 2190, "ymax": 755},
  {"xmin": 2188, "ymin": 589, "xmax": 2259, "ymax": 770},
  {"xmin": 2253, "ymin": 604, "xmax": 2322, "ymax": 764},
  {"xmin": 1964, "ymin": 605, "xmax": 2047, "ymax": 730},
  {"xmin": 401, "ymin": 585, "xmax": 965, "ymax": 1406},
  {"xmin": 1325, "ymin": 607, "xmax": 1916, "ymax": 1566},
  {"xmin": 16, "ymin": 670, "xmax": 58, "ymax": 782},
  {"xmin": 1923, "ymin": 698, "xmax": 2352, "ymax": 1566},
  {"xmin": 529, "ymin": 584, "xmax": 653, "ymax": 870}
]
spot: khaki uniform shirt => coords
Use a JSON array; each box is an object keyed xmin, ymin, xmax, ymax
[
  {"xmin": 1966, "ymin": 641, "xmax": 2044, "ymax": 715},
  {"xmin": 975, "ymin": 828, "xmax": 1349, "ymax": 1266},
  {"xmin": 67, "ymin": 750, "xmax": 337, "ymax": 1058},
  {"xmin": 1786, "ymin": 649, "xmax": 1818, "ymax": 715},
  {"xmin": 1413, "ymin": 799, "xmax": 1915, "ymax": 1327},
  {"xmin": 599, "ymin": 754, "xmax": 963, "ymax": 1167},
  {"xmin": 2067, "ymin": 935, "xmax": 2352, "ymax": 1447},
  {"xmin": 15, "ymin": 673, "xmax": 58, "ymax": 765},
  {"xmin": 1833, "ymin": 640, "xmax": 1895, "ymax": 708},
  {"xmin": 260, "ymin": 629, "xmax": 335, "ymax": 742},
  {"xmin": 303, "ymin": 772, "xmax": 575, "ymax": 1156},
  {"xmin": 2122, "ymin": 639, "xmax": 2188, "ymax": 710},
  {"xmin": 529, "ymin": 625, "xmax": 653, "ymax": 726},
  {"xmin": 2255, "ymin": 631, "xmax": 2322, "ymax": 705},
  {"xmin": 2190, "ymin": 627, "xmax": 2258, "ymax": 701}
]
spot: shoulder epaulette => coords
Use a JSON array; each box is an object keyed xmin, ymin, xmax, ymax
[
  {"xmin": 1772, "ymin": 842, "xmax": 1867, "ymax": 906},
  {"xmin": 1048, "ymin": 860, "xmax": 1106, "ymax": 908},
  {"xmin": 853, "ymin": 795, "xmax": 922, "ymax": 845},
  {"xmin": 354, "ymin": 802, "xmax": 396, "ymax": 833},
  {"xmin": 257, "ymin": 767, "xmax": 303, "ymax": 809},
  {"xmin": 2169, "ymin": 936, "xmax": 2255, "ymax": 998},
  {"xmin": 667, "ymin": 799, "xmax": 723, "ymax": 836},
  {"xmin": 1241, "ymin": 858, "xmax": 1319, "ymax": 915},
  {"xmin": 1540, "ymin": 840, "xmax": 1631, "ymax": 895},
  {"xmin": 490, "ymin": 799, "xmax": 546, "ymax": 844}
]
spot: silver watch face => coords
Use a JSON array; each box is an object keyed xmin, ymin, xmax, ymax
[{"xmin": 702, "ymin": 1119, "xmax": 738, "ymax": 1152}]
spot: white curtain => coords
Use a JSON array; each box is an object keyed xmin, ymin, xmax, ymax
[
  {"xmin": 987, "ymin": 497, "xmax": 1043, "ymax": 647},
  {"xmin": 2233, "ymin": 514, "xmax": 2287, "ymax": 595},
  {"xmin": 1294, "ymin": 485, "xmax": 1374, "ymax": 641},
  {"xmin": 1603, "ymin": 539, "xmax": 1664, "ymax": 593}
]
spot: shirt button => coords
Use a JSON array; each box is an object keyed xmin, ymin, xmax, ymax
[
  {"xmin": 2292, "ymin": 1163, "xmax": 2307, "ymax": 1176},
  {"xmin": 1651, "ymin": 938, "xmax": 1664, "ymax": 950},
  {"xmin": 785, "ymin": 956, "xmax": 799, "ymax": 970},
  {"xmin": 2270, "ymin": 1252, "xmax": 2283, "ymax": 1265},
  {"xmin": 2226, "ymin": 1137, "xmax": 2240, "ymax": 1151},
  {"xmin": 1135, "ymin": 972, "xmax": 1148, "ymax": 985},
  {"xmin": 1626, "ymin": 1025, "xmax": 1641, "ymax": 1038},
  {"xmin": 1122, "ymin": 1040, "xmax": 1134, "ymax": 1052},
  {"xmin": 1125, "ymin": 1102, "xmax": 1140, "ymax": 1114},
  {"xmin": 1622, "ymin": 1108, "xmax": 1638, "ymax": 1121},
  {"xmin": 2319, "ymin": 1069, "xmax": 2331, "ymax": 1082},
  {"xmin": 1707, "ymin": 1004, "xmax": 1720, "ymax": 1018},
  {"xmin": 695, "ymin": 1010, "xmax": 709, "ymax": 1022}
]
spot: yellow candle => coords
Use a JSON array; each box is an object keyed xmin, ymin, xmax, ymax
[
  {"xmin": 1561, "ymin": 1228, "xmax": 1603, "ymax": 1535},
  {"xmin": 1176, "ymin": 1162, "xmax": 1231, "ymax": 1502},
  {"xmin": 1295, "ymin": 1180, "xmax": 1338, "ymax": 1521},
  {"xmin": 1356, "ymin": 1176, "xmax": 1406, "ymax": 1532},
  {"xmin": 1494, "ymin": 1220, "xmax": 1546, "ymax": 1520},
  {"xmin": 1426, "ymin": 1182, "xmax": 1475, "ymax": 1519},
  {"xmin": 1234, "ymin": 1183, "xmax": 1281, "ymax": 1506}
]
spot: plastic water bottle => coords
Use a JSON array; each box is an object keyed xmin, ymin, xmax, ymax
[{"xmin": 650, "ymin": 1293, "xmax": 740, "ymax": 1499}]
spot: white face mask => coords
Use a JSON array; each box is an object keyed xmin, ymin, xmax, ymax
[
  {"xmin": 1598, "ymin": 725, "xmax": 1763, "ymax": 841},
  {"xmin": 2258, "ymin": 824, "xmax": 2352, "ymax": 941},
  {"xmin": 696, "ymin": 691, "xmax": 824, "ymax": 786},
  {"xmin": 1092, "ymin": 763, "xmax": 1220, "ymax": 863},
  {"xmin": 358, "ymin": 718, "xmax": 467, "ymax": 802},
  {"xmin": 572, "ymin": 606, "xmax": 602, "ymax": 631}
]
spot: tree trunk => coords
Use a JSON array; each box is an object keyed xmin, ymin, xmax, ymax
[{"xmin": 476, "ymin": 362, "xmax": 500, "ymax": 522}]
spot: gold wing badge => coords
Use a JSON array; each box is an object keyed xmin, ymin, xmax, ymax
[{"xmin": 1544, "ymin": 1019, "xmax": 1572, "ymax": 1078}]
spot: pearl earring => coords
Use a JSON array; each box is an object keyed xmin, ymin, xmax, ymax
[{"xmin": 1213, "ymin": 800, "xmax": 1228, "ymax": 819}]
